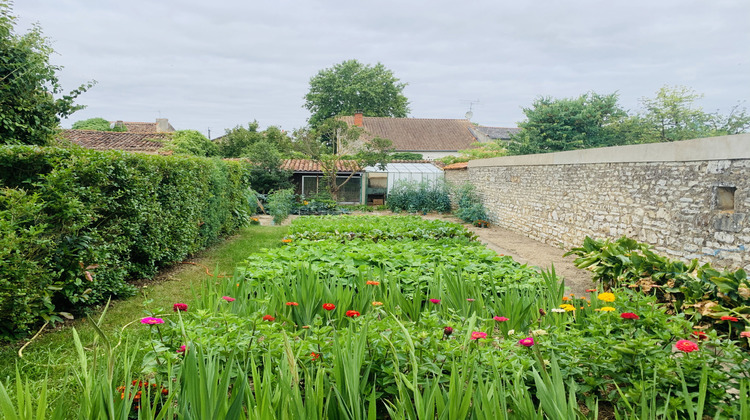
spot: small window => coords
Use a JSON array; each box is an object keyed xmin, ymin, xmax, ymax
[{"xmin": 716, "ymin": 186, "xmax": 736, "ymax": 211}]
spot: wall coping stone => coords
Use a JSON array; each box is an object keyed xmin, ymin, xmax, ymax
[{"xmin": 469, "ymin": 134, "xmax": 750, "ymax": 167}]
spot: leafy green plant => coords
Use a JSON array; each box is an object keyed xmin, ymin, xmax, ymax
[
  {"xmin": 386, "ymin": 180, "xmax": 451, "ymax": 213},
  {"xmin": 266, "ymin": 188, "xmax": 295, "ymax": 224},
  {"xmin": 453, "ymin": 182, "xmax": 488, "ymax": 224}
]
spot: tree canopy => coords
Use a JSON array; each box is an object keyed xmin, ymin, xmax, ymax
[
  {"xmin": 0, "ymin": 1, "xmax": 92, "ymax": 145},
  {"xmin": 71, "ymin": 117, "xmax": 125, "ymax": 131},
  {"xmin": 304, "ymin": 59, "xmax": 410, "ymax": 128},
  {"xmin": 165, "ymin": 130, "xmax": 219, "ymax": 157}
]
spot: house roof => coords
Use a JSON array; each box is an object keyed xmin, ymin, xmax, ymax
[
  {"xmin": 339, "ymin": 116, "xmax": 477, "ymax": 152},
  {"xmin": 61, "ymin": 130, "xmax": 171, "ymax": 153},
  {"xmin": 281, "ymin": 159, "xmax": 361, "ymax": 173},
  {"xmin": 442, "ymin": 162, "xmax": 468, "ymax": 170},
  {"xmin": 470, "ymin": 126, "xmax": 520, "ymax": 140},
  {"xmin": 108, "ymin": 120, "xmax": 176, "ymax": 133}
]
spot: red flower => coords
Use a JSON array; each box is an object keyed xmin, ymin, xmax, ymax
[
  {"xmin": 493, "ymin": 316, "xmax": 509, "ymax": 322},
  {"xmin": 691, "ymin": 331, "xmax": 708, "ymax": 340},
  {"xmin": 620, "ymin": 312, "xmax": 640, "ymax": 320},
  {"xmin": 443, "ymin": 326, "xmax": 453, "ymax": 337},
  {"xmin": 470, "ymin": 331, "xmax": 487, "ymax": 340},
  {"xmin": 429, "ymin": 299, "xmax": 441, "ymax": 304},
  {"xmin": 286, "ymin": 301, "xmax": 299, "ymax": 306},
  {"xmin": 311, "ymin": 352, "xmax": 320, "ymax": 361},
  {"xmin": 173, "ymin": 303, "xmax": 188, "ymax": 312},
  {"xmin": 586, "ymin": 289, "xmax": 597, "ymax": 292},
  {"xmin": 675, "ymin": 339, "xmax": 699, "ymax": 353},
  {"xmin": 177, "ymin": 345, "xmax": 187, "ymax": 354},
  {"xmin": 721, "ymin": 316, "xmax": 739, "ymax": 322},
  {"xmin": 346, "ymin": 310, "xmax": 360, "ymax": 317},
  {"xmin": 262, "ymin": 315, "xmax": 275, "ymax": 321},
  {"xmin": 322, "ymin": 303, "xmax": 335, "ymax": 311}
]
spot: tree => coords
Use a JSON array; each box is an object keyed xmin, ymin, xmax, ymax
[
  {"xmin": 0, "ymin": 1, "xmax": 93, "ymax": 145},
  {"xmin": 294, "ymin": 118, "xmax": 393, "ymax": 200},
  {"xmin": 216, "ymin": 121, "xmax": 263, "ymax": 157},
  {"xmin": 244, "ymin": 139, "xmax": 293, "ymax": 194},
  {"xmin": 164, "ymin": 130, "xmax": 219, "ymax": 157},
  {"xmin": 71, "ymin": 117, "xmax": 125, "ymax": 131},
  {"xmin": 304, "ymin": 59, "xmax": 410, "ymax": 128},
  {"xmin": 637, "ymin": 85, "xmax": 750, "ymax": 142},
  {"xmin": 507, "ymin": 92, "xmax": 630, "ymax": 155}
]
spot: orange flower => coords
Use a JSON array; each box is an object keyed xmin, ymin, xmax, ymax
[
  {"xmin": 372, "ymin": 301, "xmax": 384, "ymax": 306},
  {"xmin": 366, "ymin": 280, "xmax": 380, "ymax": 286},
  {"xmin": 262, "ymin": 315, "xmax": 275, "ymax": 321},
  {"xmin": 282, "ymin": 238, "xmax": 292, "ymax": 243},
  {"xmin": 286, "ymin": 301, "xmax": 299, "ymax": 306}
]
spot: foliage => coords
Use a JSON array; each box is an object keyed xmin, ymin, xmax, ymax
[
  {"xmin": 163, "ymin": 130, "xmax": 219, "ymax": 157},
  {"xmin": 287, "ymin": 215, "xmax": 476, "ymax": 242},
  {"xmin": 437, "ymin": 140, "xmax": 508, "ymax": 165},
  {"xmin": 453, "ymin": 182, "xmax": 489, "ymax": 224},
  {"xmin": 387, "ymin": 179, "xmax": 451, "ymax": 213},
  {"xmin": 0, "ymin": 1, "xmax": 93, "ymax": 145},
  {"xmin": 390, "ymin": 152, "xmax": 423, "ymax": 160},
  {"xmin": 0, "ymin": 146, "xmax": 252, "ymax": 339},
  {"xmin": 507, "ymin": 92, "xmax": 630, "ymax": 155},
  {"xmin": 304, "ymin": 59, "xmax": 410, "ymax": 128},
  {"xmin": 266, "ymin": 188, "xmax": 295, "ymax": 225},
  {"xmin": 71, "ymin": 117, "xmax": 126, "ymax": 132},
  {"xmin": 244, "ymin": 139, "xmax": 293, "ymax": 194},
  {"xmin": 566, "ymin": 236, "xmax": 749, "ymax": 338},
  {"xmin": 291, "ymin": 197, "xmax": 346, "ymax": 216}
]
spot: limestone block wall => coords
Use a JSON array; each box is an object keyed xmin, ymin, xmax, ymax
[{"xmin": 467, "ymin": 135, "xmax": 750, "ymax": 271}]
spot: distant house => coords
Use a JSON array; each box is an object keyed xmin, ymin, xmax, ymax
[
  {"xmin": 61, "ymin": 130, "xmax": 171, "ymax": 153},
  {"xmin": 338, "ymin": 113, "xmax": 519, "ymax": 160},
  {"xmin": 469, "ymin": 126, "xmax": 521, "ymax": 142},
  {"xmin": 281, "ymin": 159, "xmax": 364, "ymax": 204},
  {"xmin": 109, "ymin": 118, "xmax": 175, "ymax": 133}
]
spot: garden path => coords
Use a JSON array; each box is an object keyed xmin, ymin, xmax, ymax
[{"xmin": 420, "ymin": 214, "xmax": 596, "ymax": 296}]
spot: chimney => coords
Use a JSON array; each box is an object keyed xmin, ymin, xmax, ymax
[
  {"xmin": 353, "ymin": 111, "xmax": 363, "ymax": 127},
  {"xmin": 156, "ymin": 118, "xmax": 170, "ymax": 132}
]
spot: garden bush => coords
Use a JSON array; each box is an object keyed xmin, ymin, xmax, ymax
[
  {"xmin": 387, "ymin": 179, "xmax": 451, "ymax": 213},
  {"xmin": 453, "ymin": 182, "xmax": 488, "ymax": 224},
  {"xmin": 0, "ymin": 146, "xmax": 253, "ymax": 339}
]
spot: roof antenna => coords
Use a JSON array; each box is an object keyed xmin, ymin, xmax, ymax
[{"xmin": 460, "ymin": 99, "xmax": 480, "ymax": 120}]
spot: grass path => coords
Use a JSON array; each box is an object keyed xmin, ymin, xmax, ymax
[{"xmin": 0, "ymin": 225, "xmax": 287, "ymax": 397}]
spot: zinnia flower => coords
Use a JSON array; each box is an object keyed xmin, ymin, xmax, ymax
[
  {"xmin": 345, "ymin": 310, "xmax": 360, "ymax": 317},
  {"xmin": 177, "ymin": 345, "xmax": 187, "ymax": 354},
  {"xmin": 539, "ymin": 308, "xmax": 546, "ymax": 316},
  {"xmin": 140, "ymin": 317, "xmax": 164, "ymax": 325},
  {"xmin": 372, "ymin": 301, "xmax": 384, "ymax": 306},
  {"xmin": 740, "ymin": 331, "xmax": 750, "ymax": 338},
  {"xmin": 691, "ymin": 331, "xmax": 708, "ymax": 340},
  {"xmin": 173, "ymin": 303, "xmax": 188, "ymax": 312},
  {"xmin": 550, "ymin": 308, "xmax": 566, "ymax": 313},
  {"xmin": 282, "ymin": 238, "xmax": 292, "ymax": 243},
  {"xmin": 675, "ymin": 340, "xmax": 699, "ymax": 353},
  {"xmin": 562, "ymin": 296, "xmax": 570, "ymax": 301},
  {"xmin": 721, "ymin": 316, "xmax": 739, "ymax": 322},
  {"xmin": 222, "ymin": 296, "xmax": 235, "ymax": 302},
  {"xmin": 262, "ymin": 315, "xmax": 275, "ymax": 321},
  {"xmin": 597, "ymin": 293, "xmax": 615, "ymax": 302},
  {"xmin": 286, "ymin": 301, "xmax": 299, "ymax": 306},
  {"xmin": 366, "ymin": 280, "xmax": 380, "ymax": 286},
  {"xmin": 493, "ymin": 316, "xmax": 509, "ymax": 322},
  {"xmin": 597, "ymin": 306, "xmax": 616, "ymax": 312},
  {"xmin": 518, "ymin": 337, "xmax": 534, "ymax": 347},
  {"xmin": 620, "ymin": 312, "xmax": 639, "ymax": 320},
  {"xmin": 322, "ymin": 303, "xmax": 335, "ymax": 311},
  {"xmin": 311, "ymin": 352, "xmax": 320, "ymax": 361},
  {"xmin": 470, "ymin": 331, "xmax": 487, "ymax": 340},
  {"xmin": 586, "ymin": 289, "xmax": 597, "ymax": 292},
  {"xmin": 559, "ymin": 304, "xmax": 576, "ymax": 312},
  {"xmin": 444, "ymin": 326, "xmax": 453, "ymax": 337},
  {"xmin": 429, "ymin": 299, "xmax": 441, "ymax": 304},
  {"xmin": 466, "ymin": 298, "xmax": 475, "ymax": 302}
]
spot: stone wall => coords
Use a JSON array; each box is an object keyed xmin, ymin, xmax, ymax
[{"xmin": 467, "ymin": 134, "xmax": 750, "ymax": 271}]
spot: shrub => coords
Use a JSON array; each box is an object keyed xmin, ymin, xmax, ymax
[
  {"xmin": 266, "ymin": 188, "xmax": 295, "ymax": 224},
  {"xmin": 0, "ymin": 146, "xmax": 252, "ymax": 339},
  {"xmin": 453, "ymin": 182, "xmax": 488, "ymax": 223},
  {"xmin": 387, "ymin": 180, "xmax": 451, "ymax": 213}
]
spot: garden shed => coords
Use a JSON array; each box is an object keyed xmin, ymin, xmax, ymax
[{"xmin": 362, "ymin": 162, "xmax": 444, "ymax": 205}]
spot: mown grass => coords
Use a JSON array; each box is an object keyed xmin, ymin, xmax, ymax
[{"xmin": 0, "ymin": 225, "xmax": 287, "ymax": 401}]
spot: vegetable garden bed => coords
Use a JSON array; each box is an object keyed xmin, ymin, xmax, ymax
[{"xmin": 3, "ymin": 215, "xmax": 749, "ymax": 418}]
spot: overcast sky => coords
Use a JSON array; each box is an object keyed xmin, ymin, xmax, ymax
[{"xmin": 14, "ymin": 0, "xmax": 750, "ymax": 137}]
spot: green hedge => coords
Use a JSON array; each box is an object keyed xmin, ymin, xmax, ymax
[{"xmin": 0, "ymin": 146, "xmax": 253, "ymax": 339}]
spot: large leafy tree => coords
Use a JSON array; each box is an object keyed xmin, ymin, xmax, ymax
[
  {"xmin": 0, "ymin": 1, "xmax": 92, "ymax": 145},
  {"xmin": 507, "ymin": 92, "xmax": 630, "ymax": 155},
  {"xmin": 165, "ymin": 130, "xmax": 219, "ymax": 157},
  {"xmin": 304, "ymin": 59, "xmax": 410, "ymax": 128}
]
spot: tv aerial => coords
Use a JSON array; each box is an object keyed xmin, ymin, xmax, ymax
[{"xmin": 461, "ymin": 99, "xmax": 480, "ymax": 120}]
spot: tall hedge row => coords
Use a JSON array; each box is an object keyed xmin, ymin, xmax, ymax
[{"xmin": 0, "ymin": 146, "xmax": 253, "ymax": 339}]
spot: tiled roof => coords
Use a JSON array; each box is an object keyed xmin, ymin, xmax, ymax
[
  {"xmin": 108, "ymin": 120, "xmax": 176, "ymax": 133},
  {"xmin": 339, "ymin": 116, "xmax": 477, "ymax": 152},
  {"xmin": 471, "ymin": 126, "xmax": 520, "ymax": 140},
  {"xmin": 442, "ymin": 162, "xmax": 468, "ymax": 170},
  {"xmin": 281, "ymin": 159, "xmax": 361, "ymax": 173},
  {"xmin": 61, "ymin": 130, "xmax": 171, "ymax": 153}
]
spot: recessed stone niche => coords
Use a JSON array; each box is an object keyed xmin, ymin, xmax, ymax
[{"xmin": 715, "ymin": 186, "xmax": 736, "ymax": 212}]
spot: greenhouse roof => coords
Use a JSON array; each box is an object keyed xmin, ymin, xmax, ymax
[{"xmin": 364, "ymin": 162, "xmax": 443, "ymax": 174}]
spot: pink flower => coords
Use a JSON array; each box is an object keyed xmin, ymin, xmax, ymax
[
  {"xmin": 177, "ymin": 345, "xmax": 187, "ymax": 354},
  {"xmin": 140, "ymin": 317, "xmax": 164, "ymax": 325},
  {"xmin": 493, "ymin": 316, "xmax": 509, "ymax": 322},
  {"xmin": 740, "ymin": 331, "xmax": 750, "ymax": 338},
  {"xmin": 620, "ymin": 312, "xmax": 640, "ymax": 320},
  {"xmin": 222, "ymin": 296, "xmax": 235, "ymax": 302},
  {"xmin": 173, "ymin": 303, "xmax": 188, "ymax": 312},
  {"xmin": 429, "ymin": 299, "xmax": 441, "ymax": 304},
  {"xmin": 444, "ymin": 326, "xmax": 453, "ymax": 337},
  {"xmin": 470, "ymin": 331, "xmax": 487, "ymax": 340},
  {"xmin": 466, "ymin": 298, "xmax": 475, "ymax": 302},
  {"xmin": 518, "ymin": 337, "xmax": 534, "ymax": 347},
  {"xmin": 675, "ymin": 340, "xmax": 699, "ymax": 353}
]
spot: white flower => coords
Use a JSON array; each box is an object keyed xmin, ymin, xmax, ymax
[
  {"xmin": 551, "ymin": 308, "xmax": 566, "ymax": 313},
  {"xmin": 532, "ymin": 329, "xmax": 547, "ymax": 336},
  {"xmin": 507, "ymin": 329, "xmax": 515, "ymax": 336}
]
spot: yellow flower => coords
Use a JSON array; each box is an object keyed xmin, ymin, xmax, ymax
[
  {"xmin": 597, "ymin": 292, "xmax": 615, "ymax": 302},
  {"xmin": 303, "ymin": 201, "xmax": 309, "ymax": 205},
  {"xmin": 372, "ymin": 301, "xmax": 384, "ymax": 306},
  {"xmin": 596, "ymin": 306, "xmax": 616, "ymax": 312},
  {"xmin": 559, "ymin": 304, "xmax": 576, "ymax": 312}
]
